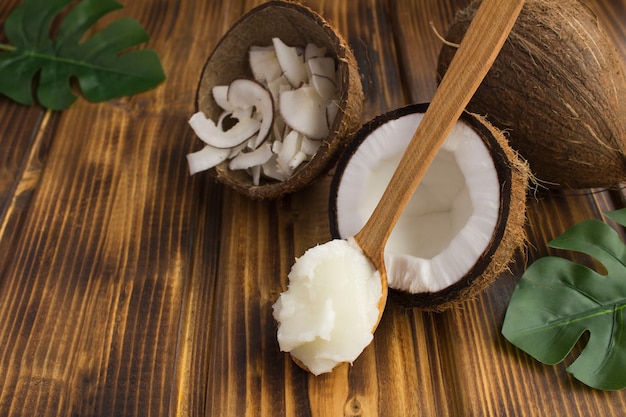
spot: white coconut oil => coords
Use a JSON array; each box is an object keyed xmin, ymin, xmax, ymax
[{"xmin": 272, "ymin": 238, "xmax": 382, "ymax": 375}]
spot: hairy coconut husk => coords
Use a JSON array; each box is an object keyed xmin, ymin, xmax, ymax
[
  {"xmin": 196, "ymin": 0, "xmax": 363, "ymax": 199},
  {"xmin": 437, "ymin": 0, "xmax": 626, "ymax": 189}
]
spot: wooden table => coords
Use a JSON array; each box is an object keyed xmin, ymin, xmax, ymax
[{"xmin": 1, "ymin": 0, "xmax": 626, "ymax": 415}]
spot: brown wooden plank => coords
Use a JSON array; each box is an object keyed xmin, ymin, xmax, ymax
[
  {"xmin": 390, "ymin": 0, "xmax": 472, "ymax": 103},
  {"xmin": 0, "ymin": 104, "xmax": 194, "ymax": 416},
  {"xmin": 428, "ymin": 196, "xmax": 623, "ymax": 417},
  {"xmin": 167, "ymin": 0, "xmax": 254, "ymax": 415},
  {"xmin": 0, "ymin": 0, "xmax": 211, "ymax": 415},
  {"xmin": 0, "ymin": 109, "xmax": 58, "ymax": 275}
]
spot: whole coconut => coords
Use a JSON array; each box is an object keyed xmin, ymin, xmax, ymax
[{"xmin": 437, "ymin": 0, "xmax": 626, "ymax": 189}]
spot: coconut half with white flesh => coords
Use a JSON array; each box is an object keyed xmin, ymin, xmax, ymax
[
  {"xmin": 193, "ymin": 0, "xmax": 363, "ymax": 199},
  {"xmin": 329, "ymin": 104, "xmax": 529, "ymax": 311}
]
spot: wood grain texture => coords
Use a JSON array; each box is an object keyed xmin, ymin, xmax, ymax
[
  {"xmin": 0, "ymin": 0, "xmax": 625, "ymax": 416},
  {"xmin": 390, "ymin": 0, "xmax": 471, "ymax": 103}
]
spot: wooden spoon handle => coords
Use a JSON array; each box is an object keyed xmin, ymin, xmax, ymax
[{"xmin": 354, "ymin": 0, "xmax": 525, "ymax": 269}]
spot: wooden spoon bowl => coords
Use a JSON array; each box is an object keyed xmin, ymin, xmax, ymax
[{"xmin": 195, "ymin": 0, "xmax": 363, "ymax": 199}]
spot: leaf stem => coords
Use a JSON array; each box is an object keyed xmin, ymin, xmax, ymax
[{"xmin": 0, "ymin": 43, "xmax": 16, "ymax": 52}]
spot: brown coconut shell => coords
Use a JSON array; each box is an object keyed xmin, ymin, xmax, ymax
[
  {"xmin": 329, "ymin": 103, "xmax": 530, "ymax": 311},
  {"xmin": 437, "ymin": 0, "xmax": 626, "ymax": 189},
  {"xmin": 195, "ymin": 0, "xmax": 363, "ymax": 199}
]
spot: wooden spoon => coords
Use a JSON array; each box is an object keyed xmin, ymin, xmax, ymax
[
  {"xmin": 354, "ymin": 0, "xmax": 526, "ymax": 315},
  {"xmin": 275, "ymin": 0, "xmax": 524, "ymax": 375}
]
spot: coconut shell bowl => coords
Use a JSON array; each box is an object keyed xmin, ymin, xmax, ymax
[{"xmin": 190, "ymin": 0, "xmax": 364, "ymax": 199}]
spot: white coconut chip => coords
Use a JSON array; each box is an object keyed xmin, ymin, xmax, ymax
[
  {"xmin": 304, "ymin": 42, "xmax": 327, "ymax": 61},
  {"xmin": 186, "ymin": 145, "xmax": 231, "ymax": 175},
  {"xmin": 250, "ymin": 164, "xmax": 262, "ymax": 186},
  {"xmin": 227, "ymin": 79, "xmax": 273, "ymax": 149},
  {"xmin": 280, "ymin": 86, "xmax": 329, "ymax": 140},
  {"xmin": 307, "ymin": 56, "xmax": 337, "ymax": 102},
  {"xmin": 188, "ymin": 111, "xmax": 261, "ymax": 149},
  {"xmin": 248, "ymin": 45, "xmax": 282, "ymax": 83},
  {"xmin": 211, "ymin": 85, "xmax": 232, "ymax": 111},
  {"xmin": 277, "ymin": 130, "xmax": 302, "ymax": 176},
  {"xmin": 267, "ymin": 75, "xmax": 291, "ymax": 107},
  {"xmin": 229, "ymin": 142, "xmax": 273, "ymax": 171},
  {"xmin": 229, "ymin": 141, "xmax": 248, "ymax": 158},
  {"xmin": 289, "ymin": 151, "xmax": 308, "ymax": 170},
  {"xmin": 272, "ymin": 37, "xmax": 308, "ymax": 88},
  {"xmin": 271, "ymin": 138, "xmax": 282, "ymax": 155},
  {"xmin": 262, "ymin": 154, "xmax": 287, "ymax": 182},
  {"xmin": 300, "ymin": 135, "xmax": 322, "ymax": 156},
  {"xmin": 326, "ymin": 101, "xmax": 339, "ymax": 130}
]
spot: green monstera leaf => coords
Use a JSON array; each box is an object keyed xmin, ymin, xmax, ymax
[
  {"xmin": 502, "ymin": 208, "xmax": 626, "ymax": 391},
  {"xmin": 0, "ymin": 0, "xmax": 165, "ymax": 110}
]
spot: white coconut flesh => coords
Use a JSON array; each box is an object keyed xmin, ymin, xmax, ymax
[
  {"xmin": 187, "ymin": 38, "xmax": 340, "ymax": 184},
  {"xmin": 272, "ymin": 238, "xmax": 382, "ymax": 376},
  {"xmin": 334, "ymin": 113, "xmax": 500, "ymax": 294}
]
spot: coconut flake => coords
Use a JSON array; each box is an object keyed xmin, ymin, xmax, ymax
[
  {"xmin": 304, "ymin": 42, "xmax": 328, "ymax": 61},
  {"xmin": 326, "ymin": 101, "xmax": 339, "ymax": 130},
  {"xmin": 249, "ymin": 45, "xmax": 282, "ymax": 83},
  {"xmin": 262, "ymin": 154, "xmax": 287, "ymax": 182},
  {"xmin": 300, "ymin": 135, "xmax": 322, "ymax": 156},
  {"xmin": 277, "ymin": 130, "xmax": 302, "ymax": 176},
  {"xmin": 267, "ymin": 75, "xmax": 291, "ymax": 107},
  {"xmin": 280, "ymin": 86, "xmax": 329, "ymax": 139},
  {"xmin": 273, "ymin": 37, "xmax": 308, "ymax": 88},
  {"xmin": 186, "ymin": 145, "xmax": 231, "ymax": 175},
  {"xmin": 289, "ymin": 150, "xmax": 308, "ymax": 170},
  {"xmin": 228, "ymin": 141, "xmax": 248, "ymax": 158},
  {"xmin": 188, "ymin": 111, "xmax": 261, "ymax": 149},
  {"xmin": 250, "ymin": 164, "xmax": 262, "ymax": 185},
  {"xmin": 229, "ymin": 142, "xmax": 273, "ymax": 171},
  {"xmin": 211, "ymin": 85, "xmax": 232, "ymax": 111},
  {"xmin": 307, "ymin": 56, "xmax": 337, "ymax": 101},
  {"xmin": 227, "ymin": 79, "xmax": 274, "ymax": 149}
]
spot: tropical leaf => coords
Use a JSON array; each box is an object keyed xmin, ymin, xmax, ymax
[
  {"xmin": 0, "ymin": 0, "xmax": 165, "ymax": 110},
  {"xmin": 502, "ymin": 208, "xmax": 626, "ymax": 390}
]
